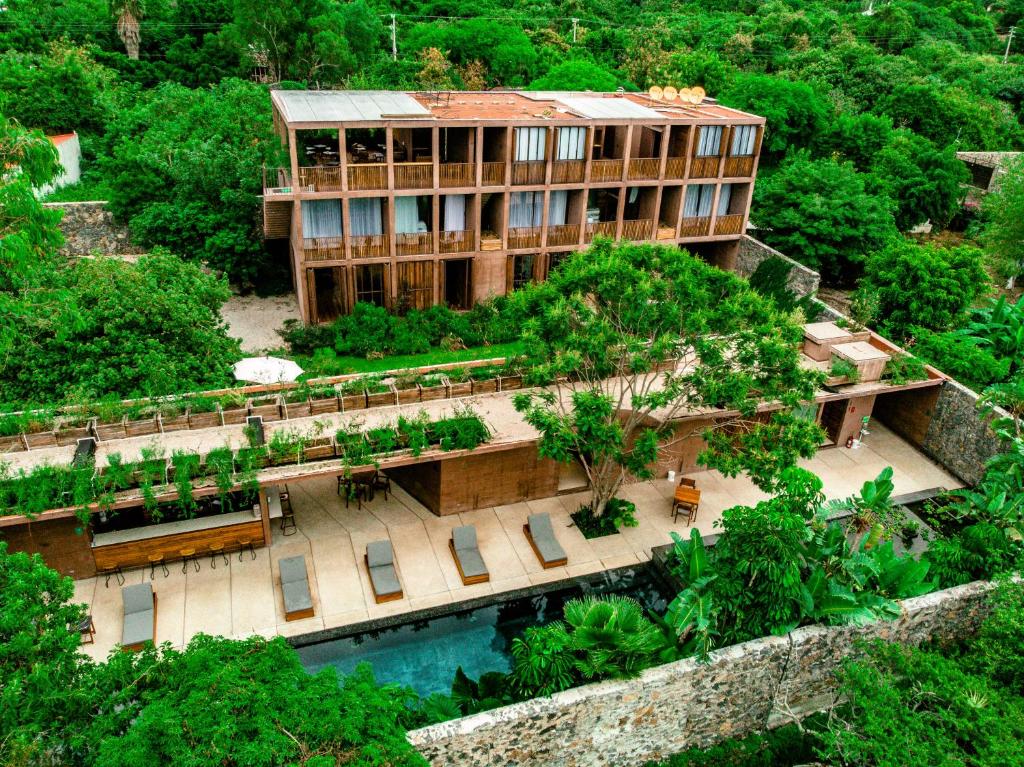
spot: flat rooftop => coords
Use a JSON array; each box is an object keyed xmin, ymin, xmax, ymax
[{"xmin": 271, "ymin": 89, "xmax": 763, "ymax": 126}]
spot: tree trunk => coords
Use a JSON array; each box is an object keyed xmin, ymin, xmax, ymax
[{"xmin": 588, "ymin": 457, "xmax": 623, "ymax": 518}]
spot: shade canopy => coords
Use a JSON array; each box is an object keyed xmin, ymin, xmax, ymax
[{"xmin": 232, "ymin": 356, "xmax": 304, "ymax": 385}]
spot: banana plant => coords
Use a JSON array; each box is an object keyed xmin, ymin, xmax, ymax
[{"xmin": 664, "ymin": 528, "xmax": 719, "ymax": 659}]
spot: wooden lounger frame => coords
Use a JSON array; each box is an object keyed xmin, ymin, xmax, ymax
[
  {"xmin": 449, "ymin": 539, "xmax": 490, "ymax": 585},
  {"xmin": 523, "ymin": 524, "xmax": 568, "ymax": 569},
  {"xmin": 121, "ymin": 592, "xmax": 158, "ymax": 653},
  {"xmin": 365, "ymin": 553, "xmax": 404, "ymax": 603},
  {"xmin": 284, "ymin": 603, "xmax": 315, "ymax": 622}
]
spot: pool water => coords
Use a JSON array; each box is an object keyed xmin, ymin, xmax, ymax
[{"xmin": 296, "ymin": 566, "xmax": 672, "ymax": 696}]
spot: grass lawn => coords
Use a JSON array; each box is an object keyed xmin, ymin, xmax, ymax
[{"xmin": 293, "ymin": 341, "xmax": 523, "ymax": 379}]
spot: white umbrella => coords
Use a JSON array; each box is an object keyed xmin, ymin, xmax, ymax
[{"xmin": 232, "ymin": 356, "xmax": 304, "ymax": 385}]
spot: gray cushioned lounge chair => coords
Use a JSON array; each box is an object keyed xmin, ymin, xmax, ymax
[
  {"xmin": 121, "ymin": 582, "xmax": 157, "ymax": 651},
  {"xmin": 524, "ymin": 512, "xmax": 568, "ymax": 568},
  {"xmin": 279, "ymin": 555, "xmax": 314, "ymax": 621},
  {"xmin": 449, "ymin": 525, "xmax": 489, "ymax": 585},
  {"xmin": 365, "ymin": 540, "xmax": 403, "ymax": 603}
]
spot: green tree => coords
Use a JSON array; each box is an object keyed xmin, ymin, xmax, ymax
[
  {"xmin": 0, "ymin": 47, "xmax": 109, "ymax": 134},
  {"xmin": 753, "ymin": 153, "xmax": 897, "ymax": 284},
  {"xmin": 983, "ymin": 156, "xmax": 1024, "ymax": 287},
  {"xmin": 660, "ymin": 49, "xmax": 736, "ymax": 97},
  {"xmin": 528, "ymin": 60, "xmax": 624, "ymax": 91},
  {"xmin": 404, "ymin": 19, "xmax": 538, "ymax": 86},
  {"xmin": 512, "ymin": 240, "xmax": 822, "ymax": 518}
]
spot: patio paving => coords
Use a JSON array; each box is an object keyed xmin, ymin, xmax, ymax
[{"xmin": 74, "ymin": 423, "xmax": 960, "ymax": 661}]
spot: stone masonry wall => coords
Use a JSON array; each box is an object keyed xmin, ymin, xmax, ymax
[
  {"xmin": 735, "ymin": 235, "xmax": 820, "ymax": 297},
  {"xmin": 408, "ymin": 580, "xmax": 996, "ymax": 767},
  {"xmin": 45, "ymin": 201, "xmax": 142, "ymax": 256},
  {"xmin": 920, "ymin": 379, "xmax": 1007, "ymax": 486}
]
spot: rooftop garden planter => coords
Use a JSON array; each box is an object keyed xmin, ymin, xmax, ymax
[
  {"xmin": 365, "ymin": 377, "xmax": 397, "ymax": 408},
  {"xmin": 339, "ymin": 379, "xmax": 368, "ymax": 412},
  {"xmin": 470, "ymin": 365, "xmax": 500, "ymax": 394},
  {"xmin": 124, "ymin": 406, "xmax": 161, "ymax": 438},
  {"xmin": 282, "ymin": 387, "xmax": 313, "ymax": 419},
  {"xmin": 218, "ymin": 391, "xmax": 249, "ymax": 425},
  {"xmin": 444, "ymin": 369, "xmax": 473, "ymax": 398},
  {"xmin": 21, "ymin": 413, "xmax": 58, "ymax": 449},
  {"xmin": 249, "ymin": 394, "xmax": 283, "ymax": 422},
  {"xmin": 302, "ymin": 436, "xmax": 334, "ymax": 461},
  {"xmin": 498, "ymin": 373, "xmax": 523, "ymax": 391},
  {"xmin": 418, "ymin": 373, "xmax": 450, "ymax": 402},
  {"xmin": 392, "ymin": 375, "xmax": 421, "ymax": 405},
  {"xmin": 158, "ymin": 402, "xmax": 190, "ymax": 433},
  {"xmin": 308, "ymin": 384, "xmax": 340, "ymax": 416},
  {"xmin": 187, "ymin": 396, "xmax": 223, "ymax": 429},
  {"xmin": 55, "ymin": 415, "xmax": 93, "ymax": 446},
  {"xmin": 93, "ymin": 402, "xmax": 128, "ymax": 440},
  {"xmin": 0, "ymin": 433, "xmax": 25, "ymax": 453},
  {"xmin": 267, "ymin": 429, "xmax": 303, "ymax": 466}
]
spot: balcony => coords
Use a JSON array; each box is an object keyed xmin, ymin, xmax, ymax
[
  {"xmin": 482, "ymin": 162, "xmax": 506, "ymax": 186},
  {"xmin": 547, "ymin": 224, "xmax": 581, "ymax": 247},
  {"xmin": 723, "ymin": 156, "xmax": 755, "ymax": 177},
  {"xmin": 664, "ymin": 157, "xmax": 687, "ymax": 180},
  {"xmin": 680, "ymin": 217, "xmax": 711, "ymax": 238},
  {"xmin": 395, "ymin": 232, "xmax": 433, "ymax": 256},
  {"xmin": 302, "ymin": 237, "xmax": 344, "ymax": 261},
  {"xmin": 714, "ymin": 214, "xmax": 745, "ymax": 236},
  {"xmin": 590, "ymin": 159, "xmax": 623, "ymax": 183},
  {"xmin": 263, "ymin": 167, "xmax": 293, "ymax": 195},
  {"xmin": 508, "ymin": 226, "xmax": 543, "ymax": 249},
  {"xmin": 627, "ymin": 158, "xmax": 660, "ymax": 181},
  {"xmin": 439, "ymin": 229, "xmax": 473, "ymax": 254},
  {"xmin": 512, "ymin": 161, "xmax": 546, "ymax": 185},
  {"xmin": 689, "ymin": 156, "xmax": 721, "ymax": 179},
  {"xmin": 622, "ymin": 219, "xmax": 654, "ymax": 241},
  {"xmin": 298, "ymin": 166, "xmax": 343, "ymax": 192},
  {"xmin": 440, "ymin": 163, "xmax": 475, "ymax": 188},
  {"xmin": 347, "ymin": 164, "xmax": 387, "ymax": 191},
  {"xmin": 350, "ymin": 234, "xmax": 388, "ymax": 258},
  {"xmin": 551, "ymin": 160, "xmax": 585, "ymax": 184},
  {"xmin": 584, "ymin": 221, "xmax": 617, "ymax": 242},
  {"xmin": 395, "ymin": 163, "xmax": 433, "ymax": 190}
]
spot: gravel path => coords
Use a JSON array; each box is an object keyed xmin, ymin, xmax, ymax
[{"xmin": 221, "ymin": 293, "xmax": 301, "ymax": 353}]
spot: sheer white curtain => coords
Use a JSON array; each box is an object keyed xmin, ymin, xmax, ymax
[
  {"xmin": 684, "ymin": 185, "xmax": 714, "ymax": 217},
  {"xmin": 548, "ymin": 190, "xmax": 568, "ymax": 226},
  {"xmin": 555, "ymin": 127, "xmax": 586, "ymax": 160},
  {"xmin": 717, "ymin": 184, "xmax": 733, "ymax": 216},
  {"xmin": 301, "ymin": 199, "xmax": 342, "ymax": 238},
  {"xmin": 443, "ymin": 194, "xmax": 466, "ymax": 231},
  {"xmin": 509, "ymin": 191, "xmax": 544, "ymax": 227},
  {"xmin": 395, "ymin": 196, "xmax": 421, "ymax": 234},
  {"xmin": 696, "ymin": 126, "xmax": 723, "ymax": 157},
  {"xmin": 515, "ymin": 127, "xmax": 547, "ymax": 161},
  {"xmin": 731, "ymin": 126, "xmax": 756, "ymax": 156},
  {"xmin": 349, "ymin": 197, "xmax": 383, "ymax": 236}
]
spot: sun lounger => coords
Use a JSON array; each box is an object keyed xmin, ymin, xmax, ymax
[
  {"xmin": 524, "ymin": 512, "xmax": 568, "ymax": 568},
  {"xmin": 121, "ymin": 582, "xmax": 157, "ymax": 651},
  {"xmin": 449, "ymin": 525, "xmax": 489, "ymax": 585},
  {"xmin": 279, "ymin": 555, "xmax": 314, "ymax": 621},
  {"xmin": 365, "ymin": 540, "xmax": 403, "ymax": 603}
]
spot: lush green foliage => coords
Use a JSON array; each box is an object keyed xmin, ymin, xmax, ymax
[{"xmin": 983, "ymin": 156, "xmax": 1024, "ymax": 284}]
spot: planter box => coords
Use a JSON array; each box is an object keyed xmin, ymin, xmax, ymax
[
  {"xmin": 654, "ymin": 359, "xmax": 678, "ymax": 373},
  {"xmin": 802, "ymin": 321, "xmax": 869, "ymax": 362},
  {"xmin": 302, "ymin": 439, "xmax": 334, "ymax": 461},
  {"xmin": 188, "ymin": 409, "xmax": 223, "ymax": 429},
  {"xmin": 472, "ymin": 378, "xmax": 498, "ymax": 394},
  {"xmin": 24, "ymin": 431, "xmax": 57, "ymax": 449},
  {"xmin": 94, "ymin": 418, "xmax": 127, "ymax": 441},
  {"xmin": 0, "ymin": 434, "xmax": 26, "ymax": 452},
  {"xmin": 220, "ymin": 406, "xmax": 249, "ymax": 425},
  {"xmin": 340, "ymin": 392, "xmax": 367, "ymax": 412},
  {"xmin": 283, "ymin": 398, "xmax": 313, "ymax": 419},
  {"xmin": 159, "ymin": 412, "xmax": 190, "ymax": 433},
  {"xmin": 393, "ymin": 384, "xmax": 420, "ymax": 405},
  {"xmin": 419, "ymin": 382, "xmax": 449, "ymax": 402},
  {"xmin": 125, "ymin": 417, "xmax": 161, "ymax": 438},
  {"xmin": 446, "ymin": 377, "xmax": 473, "ymax": 398},
  {"xmin": 309, "ymin": 395, "xmax": 340, "ymax": 415},
  {"xmin": 55, "ymin": 420, "xmax": 92, "ymax": 446},
  {"xmin": 498, "ymin": 375, "xmax": 523, "ymax": 391},
  {"xmin": 249, "ymin": 397, "xmax": 283, "ymax": 422},
  {"xmin": 831, "ymin": 342, "xmax": 891, "ymax": 384},
  {"xmin": 366, "ymin": 389, "xmax": 397, "ymax": 408}
]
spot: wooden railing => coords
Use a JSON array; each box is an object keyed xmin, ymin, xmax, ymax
[
  {"xmin": 551, "ymin": 160, "xmax": 585, "ymax": 184},
  {"xmin": 507, "ymin": 226, "xmax": 543, "ymax": 249},
  {"xmin": 714, "ymin": 214, "xmax": 745, "ymax": 236},
  {"xmin": 350, "ymin": 234, "xmax": 388, "ymax": 258},
  {"xmin": 664, "ymin": 157, "xmax": 687, "ymax": 179},
  {"xmin": 395, "ymin": 231, "xmax": 433, "ymax": 256},
  {"xmin": 482, "ymin": 162, "xmax": 505, "ymax": 186},
  {"xmin": 263, "ymin": 166, "xmax": 293, "ymax": 193},
  {"xmin": 622, "ymin": 219, "xmax": 654, "ymax": 241},
  {"xmin": 680, "ymin": 217, "xmax": 712, "ymax": 238},
  {"xmin": 689, "ymin": 156, "xmax": 721, "ymax": 179},
  {"xmin": 439, "ymin": 229, "xmax": 473, "ymax": 254},
  {"xmin": 298, "ymin": 166, "xmax": 343, "ymax": 192},
  {"xmin": 440, "ymin": 163, "xmax": 475, "ymax": 187},
  {"xmin": 584, "ymin": 221, "xmax": 618, "ymax": 242},
  {"xmin": 628, "ymin": 158, "xmax": 661, "ymax": 180},
  {"xmin": 547, "ymin": 224, "xmax": 581, "ymax": 246},
  {"xmin": 591, "ymin": 159, "xmax": 624, "ymax": 183},
  {"xmin": 395, "ymin": 162, "xmax": 433, "ymax": 189},
  {"xmin": 512, "ymin": 161, "xmax": 546, "ymax": 185},
  {"xmin": 656, "ymin": 225, "xmax": 677, "ymax": 240},
  {"xmin": 724, "ymin": 156, "xmax": 755, "ymax": 177},
  {"xmin": 347, "ymin": 164, "xmax": 387, "ymax": 191},
  {"xmin": 302, "ymin": 237, "xmax": 344, "ymax": 261}
]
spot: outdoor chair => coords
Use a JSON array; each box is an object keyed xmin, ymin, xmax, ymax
[
  {"xmin": 365, "ymin": 540, "xmax": 403, "ymax": 603},
  {"xmin": 524, "ymin": 513, "xmax": 568, "ymax": 569},
  {"xmin": 373, "ymin": 471, "xmax": 392, "ymax": 501},
  {"xmin": 120, "ymin": 583, "xmax": 156, "ymax": 652},
  {"xmin": 449, "ymin": 525, "xmax": 489, "ymax": 585},
  {"xmin": 279, "ymin": 555, "xmax": 314, "ymax": 621},
  {"xmin": 673, "ymin": 477, "xmax": 701, "ymax": 525}
]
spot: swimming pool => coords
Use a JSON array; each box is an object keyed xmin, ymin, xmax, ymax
[{"xmin": 295, "ymin": 566, "xmax": 673, "ymax": 696}]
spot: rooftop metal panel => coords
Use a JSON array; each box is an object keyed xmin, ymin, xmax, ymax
[
  {"xmin": 275, "ymin": 91, "xmax": 431, "ymax": 123},
  {"xmin": 556, "ymin": 97, "xmax": 661, "ymax": 120}
]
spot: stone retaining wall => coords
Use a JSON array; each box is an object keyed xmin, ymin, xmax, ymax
[
  {"xmin": 919, "ymin": 379, "xmax": 1007, "ymax": 486},
  {"xmin": 44, "ymin": 201, "xmax": 142, "ymax": 256},
  {"xmin": 735, "ymin": 235, "xmax": 820, "ymax": 297},
  {"xmin": 408, "ymin": 580, "xmax": 996, "ymax": 767}
]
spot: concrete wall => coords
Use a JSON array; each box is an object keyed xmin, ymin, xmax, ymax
[
  {"xmin": 734, "ymin": 235, "xmax": 820, "ymax": 297},
  {"xmin": 408, "ymin": 580, "xmax": 996, "ymax": 767},
  {"xmin": 44, "ymin": 201, "xmax": 142, "ymax": 257}
]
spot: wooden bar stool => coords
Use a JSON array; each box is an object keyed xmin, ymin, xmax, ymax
[
  {"xmin": 99, "ymin": 564, "xmax": 125, "ymax": 588},
  {"xmin": 180, "ymin": 547, "xmax": 199, "ymax": 573},
  {"xmin": 148, "ymin": 553, "xmax": 169, "ymax": 579},
  {"xmin": 237, "ymin": 538, "xmax": 256, "ymax": 561},
  {"xmin": 209, "ymin": 543, "xmax": 229, "ymax": 568}
]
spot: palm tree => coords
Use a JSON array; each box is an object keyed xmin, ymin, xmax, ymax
[{"xmin": 110, "ymin": 0, "xmax": 144, "ymax": 60}]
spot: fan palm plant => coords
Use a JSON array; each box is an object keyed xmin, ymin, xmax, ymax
[{"xmin": 110, "ymin": 0, "xmax": 144, "ymax": 59}]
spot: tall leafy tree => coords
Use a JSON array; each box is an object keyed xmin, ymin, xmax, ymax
[{"xmin": 983, "ymin": 157, "xmax": 1024, "ymax": 287}]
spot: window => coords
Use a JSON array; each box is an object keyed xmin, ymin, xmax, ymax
[
  {"xmin": 354, "ymin": 264, "xmax": 386, "ymax": 307},
  {"xmin": 349, "ymin": 197, "xmax": 383, "ymax": 236},
  {"xmin": 730, "ymin": 125, "xmax": 757, "ymax": 156},
  {"xmin": 514, "ymin": 127, "xmax": 547, "ymax": 162},
  {"xmin": 547, "ymin": 251, "xmax": 568, "ymax": 278},
  {"xmin": 555, "ymin": 127, "xmax": 586, "ymax": 160},
  {"xmin": 683, "ymin": 185, "xmax": 715, "ymax": 218},
  {"xmin": 301, "ymin": 199, "xmax": 342, "ymax": 239},
  {"xmin": 717, "ymin": 184, "xmax": 733, "ymax": 216},
  {"xmin": 512, "ymin": 254, "xmax": 536, "ymax": 290},
  {"xmin": 695, "ymin": 126, "xmax": 723, "ymax": 157},
  {"xmin": 509, "ymin": 191, "xmax": 544, "ymax": 228},
  {"xmin": 548, "ymin": 190, "xmax": 568, "ymax": 226}
]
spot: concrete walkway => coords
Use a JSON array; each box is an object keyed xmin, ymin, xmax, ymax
[{"xmin": 75, "ymin": 423, "xmax": 959, "ymax": 661}]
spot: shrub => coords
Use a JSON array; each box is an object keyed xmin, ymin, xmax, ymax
[
  {"xmin": 924, "ymin": 522, "xmax": 1023, "ymax": 587},
  {"xmin": 910, "ymin": 327, "xmax": 1010, "ymax": 390}
]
